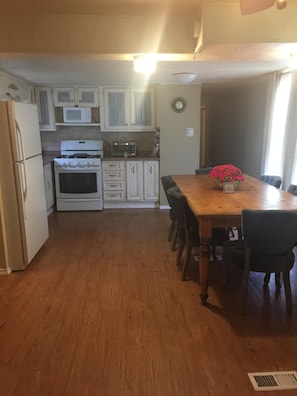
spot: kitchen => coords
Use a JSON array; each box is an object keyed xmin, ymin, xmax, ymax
[
  {"xmin": 1, "ymin": 1, "xmax": 297, "ymax": 276},
  {"xmin": 2, "ymin": 2, "xmax": 297, "ymax": 395}
]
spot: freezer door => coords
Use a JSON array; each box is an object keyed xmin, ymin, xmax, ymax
[
  {"xmin": 9, "ymin": 102, "xmax": 42, "ymax": 161},
  {"xmin": 14, "ymin": 155, "xmax": 49, "ymax": 267}
]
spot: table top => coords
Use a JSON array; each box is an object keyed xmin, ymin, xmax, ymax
[{"xmin": 172, "ymin": 174, "xmax": 297, "ymax": 219}]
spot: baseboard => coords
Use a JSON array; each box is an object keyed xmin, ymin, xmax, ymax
[
  {"xmin": 0, "ymin": 267, "xmax": 12, "ymax": 275},
  {"xmin": 103, "ymin": 202, "xmax": 160, "ymax": 209}
]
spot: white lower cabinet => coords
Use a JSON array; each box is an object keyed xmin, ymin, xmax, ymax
[
  {"xmin": 102, "ymin": 159, "xmax": 159, "ymax": 207},
  {"xmin": 143, "ymin": 161, "xmax": 159, "ymax": 200},
  {"xmin": 102, "ymin": 161, "xmax": 126, "ymax": 201},
  {"xmin": 43, "ymin": 162, "xmax": 55, "ymax": 214},
  {"xmin": 126, "ymin": 161, "xmax": 143, "ymax": 200}
]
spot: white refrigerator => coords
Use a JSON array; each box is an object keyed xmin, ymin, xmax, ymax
[{"xmin": 0, "ymin": 101, "xmax": 49, "ymax": 271}]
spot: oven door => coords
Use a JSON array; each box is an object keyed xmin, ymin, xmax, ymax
[{"xmin": 54, "ymin": 165, "xmax": 102, "ymax": 200}]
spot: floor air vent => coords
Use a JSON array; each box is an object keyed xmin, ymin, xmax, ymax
[{"xmin": 248, "ymin": 371, "xmax": 297, "ymax": 391}]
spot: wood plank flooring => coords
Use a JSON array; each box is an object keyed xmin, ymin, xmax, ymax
[{"xmin": 0, "ymin": 209, "xmax": 297, "ymax": 396}]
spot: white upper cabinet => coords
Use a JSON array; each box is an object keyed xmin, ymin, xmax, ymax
[
  {"xmin": 76, "ymin": 87, "xmax": 99, "ymax": 107},
  {"xmin": 130, "ymin": 89, "xmax": 154, "ymax": 130},
  {"xmin": 103, "ymin": 88, "xmax": 129, "ymax": 130},
  {"xmin": 103, "ymin": 88, "xmax": 155, "ymax": 131},
  {"xmin": 53, "ymin": 87, "xmax": 99, "ymax": 107},
  {"xmin": 35, "ymin": 87, "xmax": 56, "ymax": 131}
]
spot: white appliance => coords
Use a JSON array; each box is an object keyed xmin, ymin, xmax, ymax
[
  {"xmin": 54, "ymin": 140, "xmax": 103, "ymax": 211},
  {"xmin": 0, "ymin": 101, "xmax": 49, "ymax": 271},
  {"xmin": 63, "ymin": 107, "xmax": 91, "ymax": 123}
]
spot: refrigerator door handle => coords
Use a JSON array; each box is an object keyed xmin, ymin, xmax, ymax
[
  {"xmin": 20, "ymin": 161, "xmax": 28, "ymax": 203},
  {"xmin": 15, "ymin": 120, "xmax": 25, "ymax": 162}
]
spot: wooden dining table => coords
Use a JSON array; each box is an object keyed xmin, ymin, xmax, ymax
[{"xmin": 172, "ymin": 174, "xmax": 297, "ymax": 305}]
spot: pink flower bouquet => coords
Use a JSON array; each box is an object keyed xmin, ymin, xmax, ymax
[{"xmin": 209, "ymin": 164, "xmax": 245, "ymax": 188}]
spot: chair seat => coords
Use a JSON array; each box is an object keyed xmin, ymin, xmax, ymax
[{"xmin": 224, "ymin": 240, "xmax": 295, "ymax": 273}]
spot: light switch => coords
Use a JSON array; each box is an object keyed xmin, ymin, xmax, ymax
[{"xmin": 186, "ymin": 127, "xmax": 194, "ymax": 137}]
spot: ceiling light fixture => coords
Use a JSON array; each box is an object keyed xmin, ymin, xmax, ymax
[
  {"xmin": 133, "ymin": 56, "xmax": 156, "ymax": 75},
  {"xmin": 174, "ymin": 73, "xmax": 197, "ymax": 83},
  {"xmin": 276, "ymin": 0, "xmax": 287, "ymax": 10}
]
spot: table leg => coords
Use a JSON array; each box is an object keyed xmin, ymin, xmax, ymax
[{"xmin": 199, "ymin": 219, "xmax": 213, "ymax": 305}]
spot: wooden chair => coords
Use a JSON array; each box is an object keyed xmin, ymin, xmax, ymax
[
  {"xmin": 223, "ymin": 209, "xmax": 297, "ymax": 314},
  {"xmin": 167, "ymin": 186, "xmax": 229, "ymax": 281}
]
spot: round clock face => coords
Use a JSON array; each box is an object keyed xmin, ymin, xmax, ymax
[{"xmin": 172, "ymin": 97, "xmax": 186, "ymax": 113}]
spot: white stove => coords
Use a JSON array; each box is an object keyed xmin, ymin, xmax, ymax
[{"xmin": 54, "ymin": 140, "xmax": 104, "ymax": 211}]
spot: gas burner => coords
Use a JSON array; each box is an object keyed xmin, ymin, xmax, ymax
[
  {"xmin": 57, "ymin": 154, "xmax": 101, "ymax": 159},
  {"xmin": 68, "ymin": 153, "xmax": 101, "ymax": 159}
]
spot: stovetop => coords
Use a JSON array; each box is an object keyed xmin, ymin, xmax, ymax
[{"xmin": 57, "ymin": 153, "xmax": 102, "ymax": 159}]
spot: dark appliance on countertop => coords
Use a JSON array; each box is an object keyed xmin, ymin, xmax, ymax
[
  {"xmin": 111, "ymin": 141, "xmax": 137, "ymax": 157},
  {"xmin": 54, "ymin": 140, "xmax": 103, "ymax": 211}
]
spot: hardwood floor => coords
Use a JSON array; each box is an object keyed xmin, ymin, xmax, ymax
[{"xmin": 1, "ymin": 209, "xmax": 297, "ymax": 396}]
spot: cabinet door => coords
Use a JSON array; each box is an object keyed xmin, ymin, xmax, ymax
[
  {"xmin": 53, "ymin": 87, "xmax": 75, "ymax": 106},
  {"xmin": 35, "ymin": 87, "xmax": 56, "ymax": 131},
  {"xmin": 130, "ymin": 88, "xmax": 155, "ymax": 130},
  {"xmin": 143, "ymin": 161, "xmax": 159, "ymax": 200},
  {"xmin": 126, "ymin": 161, "xmax": 143, "ymax": 200},
  {"xmin": 76, "ymin": 87, "xmax": 99, "ymax": 107},
  {"xmin": 43, "ymin": 163, "xmax": 55, "ymax": 212},
  {"xmin": 103, "ymin": 88, "xmax": 130, "ymax": 130}
]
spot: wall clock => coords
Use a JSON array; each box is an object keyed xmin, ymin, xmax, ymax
[{"xmin": 171, "ymin": 97, "xmax": 186, "ymax": 113}]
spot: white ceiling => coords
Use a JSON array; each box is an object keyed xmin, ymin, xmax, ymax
[
  {"xmin": 0, "ymin": 0, "xmax": 295, "ymax": 86},
  {"xmin": 0, "ymin": 53, "xmax": 290, "ymax": 87}
]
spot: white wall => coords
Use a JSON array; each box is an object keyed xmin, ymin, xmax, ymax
[{"xmin": 158, "ymin": 84, "xmax": 201, "ymax": 206}]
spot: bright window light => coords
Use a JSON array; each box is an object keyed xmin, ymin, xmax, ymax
[{"xmin": 265, "ymin": 73, "xmax": 292, "ymax": 175}]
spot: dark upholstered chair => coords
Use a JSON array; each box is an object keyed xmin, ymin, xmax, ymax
[
  {"xmin": 167, "ymin": 186, "xmax": 229, "ymax": 281},
  {"xmin": 195, "ymin": 167, "xmax": 213, "ymax": 175},
  {"xmin": 259, "ymin": 175, "xmax": 283, "ymax": 285},
  {"xmin": 223, "ymin": 209, "xmax": 297, "ymax": 314},
  {"xmin": 161, "ymin": 175, "xmax": 178, "ymax": 250},
  {"xmin": 260, "ymin": 175, "xmax": 282, "ymax": 188},
  {"xmin": 288, "ymin": 184, "xmax": 297, "ymax": 196}
]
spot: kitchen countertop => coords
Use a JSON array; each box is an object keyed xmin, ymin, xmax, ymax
[
  {"xmin": 102, "ymin": 156, "xmax": 160, "ymax": 161},
  {"xmin": 103, "ymin": 151, "xmax": 159, "ymax": 161},
  {"xmin": 42, "ymin": 151, "xmax": 160, "ymax": 164}
]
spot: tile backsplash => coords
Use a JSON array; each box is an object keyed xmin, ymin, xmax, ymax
[{"xmin": 41, "ymin": 126, "xmax": 158, "ymax": 156}]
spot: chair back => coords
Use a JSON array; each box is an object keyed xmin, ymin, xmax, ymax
[
  {"xmin": 161, "ymin": 175, "xmax": 176, "ymax": 207},
  {"xmin": 166, "ymin": 186, "xmax": 188, "ymax": 229},
  {"xmin": 242, "ymin": 209, "xmax": 297, "ymax": 255},
  {"xmin": 195, "ymin": 167, "xmax": 213, "ymax": 175},
  {"xmin": 260, "ymin": 175, "xmax": 282, "ymax": 188},
  {"xmin": 288, "ymin": 184, "xmax": 297, "ymax": 196}
]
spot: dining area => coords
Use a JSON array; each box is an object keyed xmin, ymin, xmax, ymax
[{"xmin": 162, "ymin": 167, "xmax": 297, "ymax": 316}]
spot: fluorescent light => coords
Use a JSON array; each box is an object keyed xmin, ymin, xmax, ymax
[{"xmin": 133, "ymin": 56, "xmax": 156, "ymax": 75}]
